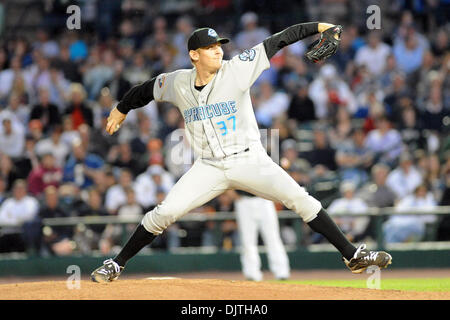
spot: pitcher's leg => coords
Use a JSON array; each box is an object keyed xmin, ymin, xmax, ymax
[
  {"xmin": 235, "ymin": 198, "xmax": 263, "ymax": 281},
  {"xmin": 110, "ymin": 159, "xmax": 227, "ymax": 271},
  {"xmin": 142, "ymin": 159, "xmax": 228, "ymax": 235}
]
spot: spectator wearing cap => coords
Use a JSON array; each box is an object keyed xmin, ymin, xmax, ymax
[
  {"xmin": 27, "ymin": 153, "xmax": 62, "ymax": 197},
  {"xmin": 63, "ymin": 140, "xmax": 104, "ymax": 189},
  {"xmin": 325, "ymin": 180, "xmax": 370, "ymax": 242},
  {"xmin": 65, "ymin": 83, "xmax": 93, "ymax": 130},
  {"xmin": 383, "ymin": 184, "xmax": 437, "ymax": 243},
  {"xmin": 0, "ymin": 116, "xmax": 25, "ymax": 159},
  {"xmin": 234, "ymin": 12, "xmax": 270, "ymax": 51},
  {"xmin": 355, "ymin": 31, "xmax": 391, "ymax": 77},
  {"xmin": 0, "ymin": 180, "xmax": 39, "ymax": 253},
  {"xmin": 364, "ymin": 116, "xmax": 404, "ymax": 167},
  {"xmin": 29, "ymin": 87, "xmax": 61, "ymax": 134},
  {"xmin": 386, "ymin": 152, "xmax": 423, "ymax": 200}
]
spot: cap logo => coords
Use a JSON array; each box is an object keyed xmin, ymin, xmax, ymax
[{"xmin": 208, "ymin": 29, "xmax": 218, "ymax": 37}]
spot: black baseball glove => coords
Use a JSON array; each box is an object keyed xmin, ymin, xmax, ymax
[{"xmin": 305, "ymin": 25, "xmax": 343, "ymax": 63}]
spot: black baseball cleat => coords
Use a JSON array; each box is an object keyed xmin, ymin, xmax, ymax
[
  {"xmin": 343, "ymin": 244, "xmax": 392, "ymax": 274},
  {"xmin": 91, "ymin": 259, "xmax": 124, "ymax": 283}
]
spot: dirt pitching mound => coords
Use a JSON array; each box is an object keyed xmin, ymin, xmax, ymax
[{"xmin": 0, "ymin": 278, "xmax": 449, "ymax": 300}]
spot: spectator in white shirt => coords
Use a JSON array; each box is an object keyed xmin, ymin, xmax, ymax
[
  {"xmin": 355, "ymin": 31, "xmax": 391, "ymax": 76},
  {"xmin": 105, "ymin": 168, "xmax": 135, "ymax": 215},
  {"xmin": 35, "ymin": 125, "xmax": 70, "ymax": 168},
  {"xmin": 254, "ymin": 81, "xmax": 290, "ymax": 127},
  {"xmin": 0, "ymin": 117, "xmax": 25, "ymax": 159},
  {"xmin": 134, "ymin": 164, "xmax": 174, "ymax": 211},
  {"xmin": 308, "ymin": 64, "xmax": 357, "ymax": 119},
  {"xmin": 327, "ymin": 181, "xmax": 370, "ymax": 242},
  {"xmin": 386, "ymin": 152, "xmax": 423, "ymax": 200},
  {"xmin": 383, "ymin": 184, "xmax": 437, "ymax": 243},
  {"xmin": 0, "ymin": 180, "xmax": 39, "ymax": 253}
]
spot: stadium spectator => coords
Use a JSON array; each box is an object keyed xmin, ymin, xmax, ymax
[
  {"xmin": 35, "ymin": 125, "xmax": 69, "ymax": 168},
  {"xmin": 335, "ymin": 127, "xmax": 373, "ymax": 187},
  {"xmin": 301, "ymin": 128, "xmax": 337, "ymax": 171},
  {"xmin": 386, "ymin": 152, "xmax": 423, "ymax": 200},
  {"xmin": 29, "ymin": 87, "xmax": 61, "ymax": 134},
  {"xmin": 0, "ymin": 180, "xmax": 39, "ymax": 253},
  {"xmin": 39, "ymin": 186, "xmax": 74, "ymax": 256},
  {"xmin": 4, "ymin": 93, "xmax": 29, "ymax": 126},
  {"xmin": 254, "ymin": 81, "xmax": 290, "ymax": 128},
  {"xmin": 383, "ymin": 184, "xmax": 437, "ymax": 243},
  {"xmin": 355, "ymin": 31, "xmax": 391, "ymax": 76},
  {"xmin": 286, "ymin": 80, "xmax": 316, "ymax": 124},
  {"xmin": 358, "ymin": 163, "xmax": 397, "ymax": 208},
  {"xmin": 63, "ymin": 139, "xmax": 104, "ymax": 190},
  {"xmin": 234, "ymin": 12, "xmax": 270, "ymax": 50},
  {"xmin": 326, "ymin": 180, "xmax": 370, "ymax": 242},
  {"xmin": 0, "ymin": 116, "xmax": 25, "ymax": 159},
  {"xmin": 27, "ymin": 153, "xmax": 62, "ymax": 197},
  {"xmin": 104, "ymin": 168, "xmax": 135, "ymax": 215},
  {"xmin": 308, "ymin": 64, "xmax": 357, "ymax": 119},
  {"xmin": 104, "ymin": 60, "xmax": 132, "ymax": 102},
  {"xmin": 172, "ymin": 15, "xmax": 195, "ymax": 69},
  {"xmin": 65, "ymin": 83, "xmax": 94, "ymax": 130},
  {"xmin": 364, "ymin": 116, "xmax": 404, "ymax": 167},
  {"xmin": 393, "ymin": 27, "xmax": 429, "ymax": 75},
  {"xmin": 76, "ymin": 187, "xmax": 108, "ymax": 253}
]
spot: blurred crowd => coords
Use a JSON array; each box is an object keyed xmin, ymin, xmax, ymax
[{"xmin": 0, "ymin": 0, "xmax": 449, "ymax": 257}]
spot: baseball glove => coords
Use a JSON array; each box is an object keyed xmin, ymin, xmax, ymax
[{"xmin": 305, "ymin": 25, "xmax": 343, "ymax": 63}]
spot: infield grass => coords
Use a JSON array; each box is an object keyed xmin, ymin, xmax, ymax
[{"xmin": 279, "ymin": 278, "xmax": 450, "ymax": 292}]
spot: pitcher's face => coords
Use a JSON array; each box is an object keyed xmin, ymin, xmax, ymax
[{"xmin": 192, "ymin": 42, "xmax": 223, "ymax": 72}]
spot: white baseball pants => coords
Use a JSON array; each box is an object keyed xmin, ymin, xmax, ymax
[
  {"xmin": 235, "ymin": 196, "xmax": 290, "ymax": 280},
  {"xmin": 142, "ymin": 143, "xmax": 322, "ymax": 235}
]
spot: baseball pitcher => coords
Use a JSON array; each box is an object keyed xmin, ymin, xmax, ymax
[{"xmin": 91, "ymin": 22, "xmax": 392, "ymax": 282}]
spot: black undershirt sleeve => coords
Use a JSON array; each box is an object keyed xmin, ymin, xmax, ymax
[
  {"xmin": 116, "ymin": 77, "xmax": 156, "ymax": 114},
  {"xmin": 263, "ymin": 22, "xmax": 319, "ymax": 60}
]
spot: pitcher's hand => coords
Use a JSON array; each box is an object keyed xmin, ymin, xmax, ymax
[{"xmin": 106, "ymin": 107, "xmax": 126, "ymax": 135}]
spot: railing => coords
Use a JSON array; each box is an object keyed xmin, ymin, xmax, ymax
[{"xmin": 32, "ymin": 206, "xmax": 450, "ymax": 252}]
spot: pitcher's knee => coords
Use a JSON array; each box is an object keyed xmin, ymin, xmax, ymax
[
  {"xmin": 284, "ymin": 194, "xmax": 322, "ymax": 223},
  {"xmin": 141, "ymin": 202, "xmax": 186, "ymax": 235}
]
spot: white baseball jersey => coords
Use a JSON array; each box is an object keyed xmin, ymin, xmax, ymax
[{"xmin": 152, "ymin": 43, "xmax": 270, "ymax": 159}]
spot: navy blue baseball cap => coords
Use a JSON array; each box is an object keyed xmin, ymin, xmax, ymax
[{"xmin": 187, "ymin": 28, "xmax": 229, "ymax": 51}]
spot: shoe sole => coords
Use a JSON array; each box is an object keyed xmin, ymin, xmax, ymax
[{"xmin": 351, "ymin": 253, "xmax": 393, "ymax": 274}]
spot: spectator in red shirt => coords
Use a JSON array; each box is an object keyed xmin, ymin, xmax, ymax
[
  {"xmin": 27, "ymin": 153, "xmax": 62, "ymax": 196},
  {"xmin": 65, "ymin": 83, "xmax": 93, "ymax": 129}
]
